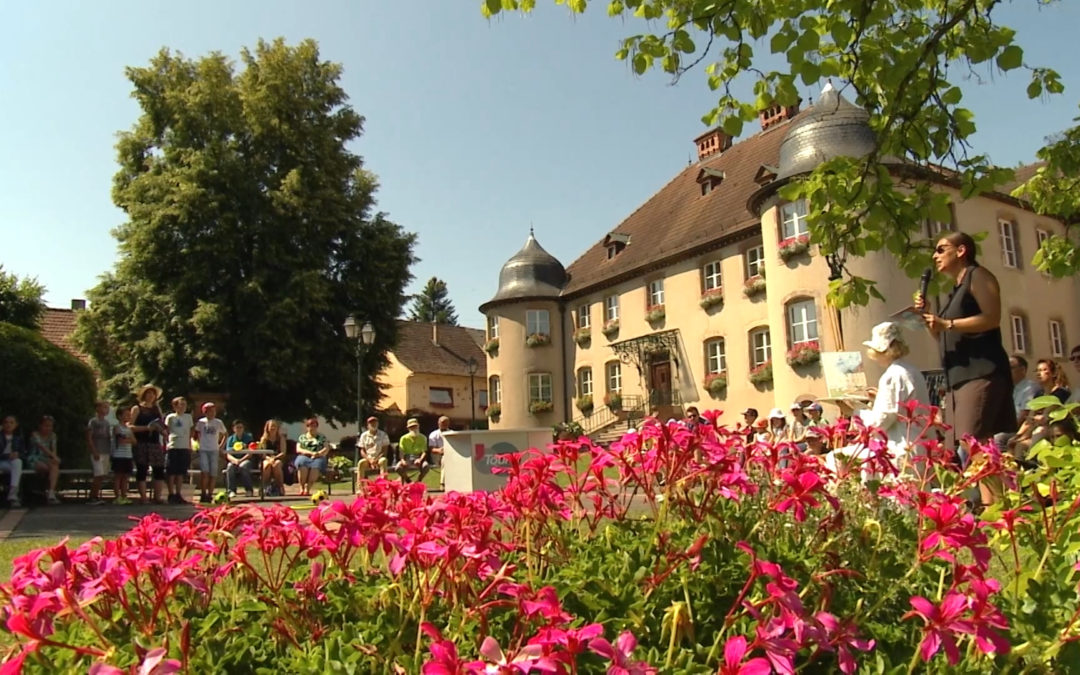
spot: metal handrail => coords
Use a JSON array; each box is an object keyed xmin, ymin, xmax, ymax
[{"xmin": 573, "ymin": 394, "xmax": 644, "ymax": 435}]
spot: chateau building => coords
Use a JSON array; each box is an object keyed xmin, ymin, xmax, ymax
[{"xmin": 480, "ymin": 83, "xmax": 1080, "ymax": 432}]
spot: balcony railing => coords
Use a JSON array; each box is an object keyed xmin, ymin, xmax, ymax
[{"xmin": 573, "ymin": 394, "xmax": 644, "ymax": 435}]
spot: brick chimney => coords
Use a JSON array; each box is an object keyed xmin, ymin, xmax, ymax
[
  {"xmin": 693, "ymin": 128, "xmax": 733, "ymax": 162},
  {"xmin": 759, "ymin": 101, "xmax": 801, "ymax": 130},
  {"xmin": 432, "ymin": 321, "xmax": 438, "ymax": 347}
]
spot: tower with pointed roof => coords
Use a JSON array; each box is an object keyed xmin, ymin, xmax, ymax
[{"xmin": 480, "ymin": 232, "xmax": 569, "ymax": 429}]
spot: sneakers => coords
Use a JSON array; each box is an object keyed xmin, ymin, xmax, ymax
[
  {"xmin": 198, "ymin": 493, "xmax": 209, "ymax": 504},
  {"xmin": 8, "ymin": 498, "xmax": 21, "ymax": 509},
  {"xmin": 167, "ymin": 494, "xmax": 188, "ymax": 505},
  {"xmin": 47, "ymin": 495, "xmax": 61, "ymax": 505},
  {"xmin": 114, "ymin": 497, "xmax": 132, "ymax": 506},
  {"xmin": 228, "ymin": 491, "xmax": 237, "ymax": 499},
  {"xmin": 245, "ymin": 489, "xmax": 255, "ymax": 498},
  {"xmin": 88, "ymin": 499, "xmax": 105, "ymax": 506}
]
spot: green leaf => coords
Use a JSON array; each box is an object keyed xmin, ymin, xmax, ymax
[{"xmin": 996, "ymin": 45, "xmax": 1023, "ymax": 71}]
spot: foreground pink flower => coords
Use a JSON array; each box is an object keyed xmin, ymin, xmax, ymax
[
  {"xmin": 903, "ymin": 593, "xmax": 974, "ymax": 665},
  {"xmin": 589, "ymin": 631, "xmax": 657, "ymax": 675},
  {"xmin": 719, "ymin": 635, "xmax": 771, "ymax": 675}
]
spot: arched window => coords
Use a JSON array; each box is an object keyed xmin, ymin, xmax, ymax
[
  {"xmin": 578, "ymin": 367, "xmax": 593, "ymax": 397},
  {"xmin": 786, "ymin": 298, "xmax": 818, "ymax": 346},
  {"xmin": 605, "ymin": 361, "xmax": 622, "ymax": 393},
  {"xmin": 749, "ymin": 328, "xmax": 771, "ymax": 367},
  {"xmin": 488, "ymin": 375, "xmax": 501, "ymax": 404},
  {"xmin": 704, "ymin": 338, "xmax": 726, "ymax": 374},
  {"xmin": 780, "ymin": 200, "xmax": 809, "ymax": 239}
]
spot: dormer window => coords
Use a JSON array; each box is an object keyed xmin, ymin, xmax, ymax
[
  {"xmin": 604, "ymin": 232, "xmax": 630, "ymax": 259},
  {"xmin": 696, "ymin": 167, "xmax": 725, "ymax": 196},
  {"xmin": 754, "ymin": 164, "xmax": 778, "ymax": 186}
]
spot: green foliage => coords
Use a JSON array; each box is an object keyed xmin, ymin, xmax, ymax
[
  {"xmin": 408, "ymin": 277, "xmax": 460, "ymax": 325},
  {"xmin": 0, "ymin": 266, "xmax": 46, "ymax": 330},
  {"xmin": 73, "ymin": 39, "xmax": 417, "ymax": 426},
  {"xmin": 0, "ymin": 323, "xmax": 96, "ymax": 466},
  {"xmin": 482, "ymin": 0, "xmax": 1079, "ymax": 307}
]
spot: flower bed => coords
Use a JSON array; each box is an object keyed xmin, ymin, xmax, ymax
[
  {"xmin": 603, "ymin": 391, "xmax": 622, "ymax": 412},
  {"xmin": 601, "ymin": 319, "xmax": 620, "ymax": 338},
  {"xmin": 743, "ymin": 275, "xmax": 766, "ymax": 298},
  {"xmin": 699, "ymin": 289, "xmax": 724, "ymax": 310},
  {"xmin": 779, "ymin": 234, "xmax": 811, "ymax": 262},
  {"xmin": 8, "ymin": 403, "xmax": 1080, "ymax": 673},
  {"xmin": 483, "ymin": 337, "xmax": 499, "ymax": 356},
  {"xmin": 573, "ymin": 327, "xmax": 591, "ymax": 347},
  {"xmin": 525, "ymin": 333, "xmax": 550, "ymax": 348},
  {"xmin": 576, "ymin": 395, "xmax": 594, "ymax": 415},
  {"xmin": 787, "ymin": 340, "xmax": 822, "ymax": 367},
  {"xmin": 749, "ymin": 360, "xmax": 773, "ymax": 385},
  {"xmin": 645, "ymin": 305, "xmax": 665, "ymax": 324},
  {"xmin": 528, "ymin": 399, "xmax": 553, "ymax": 414},
  {"xmin": 704, "ymin": 371, "xmax": 727, "ymax": 396}
]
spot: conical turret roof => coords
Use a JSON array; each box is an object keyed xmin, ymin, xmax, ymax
[
  {"xmin": 482, "ymin": 232, "xmax": 567, "ymax": 308},
  {"xmin": 776, "ymin": 81, "xmax": 876, "ymax": 180}
]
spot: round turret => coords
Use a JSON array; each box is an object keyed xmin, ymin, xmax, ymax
[
  {"xmin": 775, "ymin": 81, "xmax": 875, "ymax": 180},
  {"xmin": 482, "ymin": 232, "xmax": 567, "ymax": 308}
]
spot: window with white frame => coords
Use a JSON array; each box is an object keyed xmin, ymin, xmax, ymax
[
  {"xmin": 647, "ymin": 279, "xmax": 665, "ymax": 307},
  {"xmin": 705, "ymin": 338, "xmax": 726, "ymax": 374},
  {"xmin": 487, "ymin": 314, "xmax": 499, "ymax": 340},
  {"xmin": 702, "ymin": 260, "xmax": 722, "ymax": 292},
  {"xmin": 746, "ymin": 245, "xmax": 765, "ymax": 278},
  {"xmin": 489, "ymin": 376, "xmax": 501, "ymax": 404},
  {"xmin": 578, "ymin": 367, "xmax": 593, "ymax": 397},
  {"xmin": 1036, "ymin": 229, "xmax": 1050, "ymax": 248},
  {"xmin": 606, "ymin": 361, "xmax": 622, "ymax": 393},
  {"xmin": 577, "ymin": 303, "xmax": 591, "ymax": 329},
  {"xmin": 1050, "ymin": 320, "xmax": 1065, "ymax": 358},
  {"xmin": 750, "ymin": 328, "xmax": 772, "ymax": 367},
  {"xmin": 478, "ymin": 390, "xmax": 489, "ymax": 409},
  {"xmin": 926, "ymin": 219, "xmax": 950, "ymax": 237},
  {"xmin": 999, "ymin": 219, "xmax": 1020, "ymax": 269},
  {"xmin": 1010, "ymin": 314, "xmax": 1028, "ymax": 354},
  {"xmin": 787, "ymin": 299, "xmax": 819, "ymax": 346},
  {"xmin": 604, "ymin": 295, "xmax": 619, "ymax": 322},
  {"xmin": 526, "ymin": 309, "xmax": 550, "ymax": 337},
  {"xmin": 529, "ymin": 373, "xmax": 552, "ymax": 403},
  {"xmin": 780, "ymin": 200, "xmax": 809, "ymax": 239}
]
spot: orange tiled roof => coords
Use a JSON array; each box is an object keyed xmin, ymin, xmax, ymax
[
  {"xmin": 391, "ymin": 320, "xmax": 487, "ymax": 378},
  {"xmin": 41, "ymin": 308, "xmax": 88, "ymax": 363},
  {"xmin": 562, "ymin": 120, "xmax": 793, "ymax": 296}
]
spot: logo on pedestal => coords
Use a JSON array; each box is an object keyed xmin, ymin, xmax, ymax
[{"xmin": 475, "ymin": 441, "xmax": 518, "ymax": 475}]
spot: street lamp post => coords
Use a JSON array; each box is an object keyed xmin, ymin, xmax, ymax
[
  {"xmin": 466, "ymin": 356, "xmax": 479, "ymax": 430},
  {"xmin": 344, "ymin": 316, "xmax": 375, "ymax": 494}
]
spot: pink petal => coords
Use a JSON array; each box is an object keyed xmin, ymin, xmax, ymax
[
  {"xmin": 615, "ymin": 630, "xmax": 638, "ymax": 656},
  {"xmin": 723, "ymin": 635, "xmax": 748, "ymax": 666},
  {"xmin": 740, "ymin": 658, "xmax": 773, "ymax": 675},
  {"xmin": 479, "ymin": 636, "xmax": 505, "ymax": 663}
]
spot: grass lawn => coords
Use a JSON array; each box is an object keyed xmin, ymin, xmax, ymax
[{"xmin": 0, "ymin": 536, "xmax": 89, "ymax": 579}]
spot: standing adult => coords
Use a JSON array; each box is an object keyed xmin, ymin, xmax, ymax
[
  {"xmin": 919, "ymin": 232, "xmax": 1016, "ymax": 448},
  {"xmin": 919, "ymin": 232, "xmax": 1015, "ymax": 505},
  {"xmin": 737, "ymin": 408, "xmax": 759, "ymax": 444},
  {"xmin": 130, "ymin": 384, "xmax": 166, "ymax": 505}
]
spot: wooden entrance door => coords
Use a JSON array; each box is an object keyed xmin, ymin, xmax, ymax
[{"xmin": 649, "ymin": 361, "xmax": 672, "ymax": 406}]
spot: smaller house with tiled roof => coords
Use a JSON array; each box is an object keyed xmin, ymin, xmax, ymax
[
  {"xmin": 41, "ymin": 302, "xmax": 89, "ymax": 365},
  {"xmin": 377, "ymin": 320, "xmax": 488, "ymax": 432}
]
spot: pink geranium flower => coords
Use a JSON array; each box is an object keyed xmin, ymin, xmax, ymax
[
  {"xmin": 903, "ymin": 593, "xmax": 974, "ymax": 665},
  {"xmin": 719, "ymin": 635, "xmax": 771, "ymax": 675},
  {"xmin": 589, "ymin": 631, "xmax": 657, "ymax": 675}
]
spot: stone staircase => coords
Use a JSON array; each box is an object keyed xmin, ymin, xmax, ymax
[{"xmin": 589, "ymin": 423, "xmax": 635, "ymax": 448}]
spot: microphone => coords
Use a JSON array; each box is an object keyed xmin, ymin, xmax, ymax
[{"xmin": 918, "ymin": 268, "xmax": 932, "ymax": 312}]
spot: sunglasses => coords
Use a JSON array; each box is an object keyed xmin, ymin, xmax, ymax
[
  {"xmin": 934, "ymin": 244, "xmax": 953, "ymax": 254},
  {"xmin": 1071, "ymin": 355, "xmax": 1080, "ymax": 362}
]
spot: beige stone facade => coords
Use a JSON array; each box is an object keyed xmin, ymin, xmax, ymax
[{"xmin": 481, "ymin": 89, "xmax": 1078, "ymax": 432}]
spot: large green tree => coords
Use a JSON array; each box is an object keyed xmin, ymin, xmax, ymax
[
  {"xmin": 408, "ymin": 277, "xmax": 460, "ymax": 325},
  {"xmin": 484, "ymin": 1, "xmax": 1078, "ymax": 305},
  {"xmin": 75, "ymin": 38, "xmax": 417, "ymax": 426},
  {"xmin": 0, "ymin": 266, "xmax": 46, "ymax": 330}
]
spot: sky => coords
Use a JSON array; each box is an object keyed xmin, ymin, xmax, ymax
[{"xmin": 1, "ymin": 1, "xmax": 1078, "ymax": 329}]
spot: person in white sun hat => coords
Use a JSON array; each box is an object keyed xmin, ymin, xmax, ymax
[{"xmin": 826, "ymin": 321, "xmax": 931, "ymax": 480}]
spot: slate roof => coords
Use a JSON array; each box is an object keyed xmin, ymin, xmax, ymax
[
  {"xmin": 391, "ymin": 320, "xmax": 487, "ymax": 378},
  {"xmin": 562, "ymin": 118, "xmax": 795, "ymax": 296},
  {"xmin": 41, "ymin": 308, "xmax": 88, "ymax": 363}
]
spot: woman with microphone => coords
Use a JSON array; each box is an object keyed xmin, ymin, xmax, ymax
[{"xmin": 917, "ymin": 231, "xmax": 1015, "ymax": 506}]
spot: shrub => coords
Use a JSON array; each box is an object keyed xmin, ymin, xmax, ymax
[
  {"xmin": 699, "ymin": 289, "xmax": 724, "ymax": 310},
  {"xmin": 483, "ymin": 338, "xmax": 499, "ymax": 356},
  {"xmin": 576, "ymin": 395, "xmax": 594, "ymax": 414},
  {"xmin": 743, "ymin": 275, "xmax": 766, "ymax": 298},
  {"xmin": 601, "ymin": 320, "xmax": 620, "ymax": 338},
  {"xmin": 645, "ymin": 305, "xmax": 665, "ymax": 323},
  {"xmin": 704, "ymin": 372, "xmax": 727, "ymax": 396},
  {"xmin": 778, "ymin": 235, "xmax": 811, "ymax": 262},
  {"xmin": 787, "ymin": 340, "xmax": 822, "ymax": 367},
  {"xmin": 8, "ymin": 405, "xmax": 1080, "ymax": 672},
  {"xmin": 573, "ymin": 327, "xmax": 591, "ymax": 347},
  {"xmin": 486, "ymin": 403, "xmax": 501, "ymax": 419},
  {"xmin": 525, "ymin": 333, "xmax": 550, "ymax": 348},
  {"xmin": 528, "ymin": 399, "xmax": 553, "ymax": 414},
  {"xmin": 0, "ymin": 322, "xmax": 96, "ymax": 467},
  {"xmin": 749, "ymin": 360, "xmax": 773, "ymax": 385}
]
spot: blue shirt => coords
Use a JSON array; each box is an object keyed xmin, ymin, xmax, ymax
[{"xmin": 1013, "ymin": 379, "xmax": 1042, "ymax": 418}]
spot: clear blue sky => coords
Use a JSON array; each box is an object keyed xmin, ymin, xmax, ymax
[{"xmin": 1, "ymin": 1, "xmax": 1077, "ymax": 328}]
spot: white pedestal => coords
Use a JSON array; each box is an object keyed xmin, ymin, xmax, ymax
[{"xmin": 442, "ymin": 428, "xmax": 553, "ymax": 493}]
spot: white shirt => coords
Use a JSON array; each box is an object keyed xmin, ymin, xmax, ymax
[
  {"xmin": 196, "ymin": 417, "xmax": 227, "ymax": 452},
  {"xmin": 856, "ymin": 359, "xmax": 931, "ymax": 449},
  {"xmin": 359, "ymin": 428, "xmax": 390, "ymax": 459},
  {"xmin": 428, "ymin": 428, "xmax": 447, "ymax": 451},
  {"xmin": 165, "ymin": 412, "xmax": 194, "ymax": 450}
]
